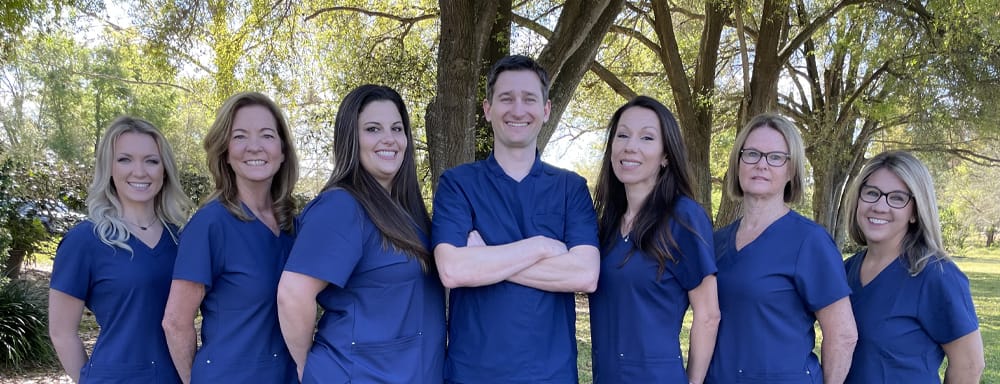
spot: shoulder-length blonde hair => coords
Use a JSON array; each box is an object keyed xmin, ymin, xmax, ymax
[
  {"xmin": 844, "ymin": 150, "xmax": 948, "ymax": 275},
  {"xmin": 202, "ymin": 92, "xmax": 299, "ymax": 232},
  {"xmin": 87, "ymin": 116, "xmax": 192, "ymax": 252},
  {"xmin": 724, "ymin": 113, "xmax": 807, "ymax": 203}
]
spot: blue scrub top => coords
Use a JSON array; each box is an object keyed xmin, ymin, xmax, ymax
[
  {"xmin": 588, "ymin": 196, "xmax": 716, "ymax": 383},
  {"xmin": 706, "ymin": 210, "xmax": 850, "ymax": 384},
  {"xmin": 844, "ymin": 251, "xmax": 978, "ymax": 384},
  {"xmin": 172, "ymin": 200, "xmax": 297, "ymax": 383},
  {"xmin": 431, "ymin": 152, "xmax": 599, "ymax": 384},
  {"xmin": 283, "ymin": 189, "xmax": 446, "ymax": 384},
  {"xmin": 50, "ymin": 220, "xmax": 182, "ymax": 384}
]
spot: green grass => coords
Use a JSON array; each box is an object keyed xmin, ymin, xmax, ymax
[{"xmin": 576, "ymin": 247, "xmax": 1000, "ymax": 383}]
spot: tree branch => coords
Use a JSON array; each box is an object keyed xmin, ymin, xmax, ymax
[{"xmin": 304, "ymin": 6, "xmax": 438, "ymax": 24}]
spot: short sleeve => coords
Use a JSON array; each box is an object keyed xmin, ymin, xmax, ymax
[
  {"xmin": 561, "ymin": 173, "xmax": 599, "ymax": 249},
  {"xmin": 793, "ymin": 227, "xmax": 851, "ymax": 312},
  {"xmin": 49, "ymin": 223, "xmax": 95, "ymax": 300},
  {"xmin": 173, "ymin": 205, "xmax": 223, "ymax": 289},
  {"xmin": 431, "ymin": 169, "xmax": 474, "ymax": 248},
  {"xmin": 284, "ymin": 190, "xmax": 365, "ymax": 288},
  {"xmin": 669, "ymin": 198, "xmax": 717, "ymax": 291},
  {"xmin": 917, "ymin": 261, "xmax": 979, "ymax": 344}
]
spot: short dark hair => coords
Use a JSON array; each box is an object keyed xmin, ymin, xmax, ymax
[{"xmin": 485, "ymin": 54, "xmax": 550, "ymax": 102}]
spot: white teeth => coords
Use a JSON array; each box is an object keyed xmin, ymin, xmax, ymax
[
  {"xmin": 376, "ymin": 150, "xmax": 396, "ymax": 158},
  {"xmin": 868, "ymin": 218, "xmax": 888, "ymax": 224},
  {"xmin": 245, "ymin": 160, "xmax": 265, "ymax": 166},
  {"xmin": 621, "ymin": 161, "xmax": 640, "ymax": 167},
  {"xmin": 508, "ymin": 122, "xmax": 529, "ymax": 127},
  {"xmin": 129, "ymin": 183, "xmax": 150, "ymax": 189}
]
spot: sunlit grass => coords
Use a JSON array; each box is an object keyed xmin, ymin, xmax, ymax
[{"xmin": 575, "ymin": 247, "xmax": 1000, "ymax": 383}]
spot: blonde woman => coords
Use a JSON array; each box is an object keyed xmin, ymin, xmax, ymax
[{"xmin": 49, "ymin": 116, "xmax": 192, "ymax": 383}]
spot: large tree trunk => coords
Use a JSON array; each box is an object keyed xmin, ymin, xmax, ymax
[
  {"xmin": 537, "ymin": 0, "xmax": 625, "ymax": 153},
  {"xmin": 474, "ymin": 0, "xmax": 512, "ymax": 161},
  {"xmin": 426, "ymin": 0, "xmax": 499, "ymax": 186}
]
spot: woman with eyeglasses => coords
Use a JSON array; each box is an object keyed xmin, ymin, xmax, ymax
[
  {"xmin": 842, "ymin": 151, "xmax": 983, "ymax": 383},
  {"xmin": 706, "ymin": 114, "xmax": 857, "ymax": 384}
]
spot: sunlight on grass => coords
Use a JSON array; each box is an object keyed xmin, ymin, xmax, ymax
[{"xmin": 576, "ymin": 247, "xmax": 1000, "ymax": 383}]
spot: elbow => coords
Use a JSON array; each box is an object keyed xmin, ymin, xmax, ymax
[
  {"xmin": 161, "ymin": 310, "xmax": 190, "ymax": 337},
  {"xmin": 577, "ymin": 268, "xmax": 599, "ymax": 293},
  {"xmin": 837, "ymin": 326, "xmax": 859, "ymax": 351},
  {"xmin": 437, "ymin": 266, "xmax": 466, "ymax": 289},
  {"xmin": 699, "ymin": 309, "xmax": 722, "ymax": 330}
]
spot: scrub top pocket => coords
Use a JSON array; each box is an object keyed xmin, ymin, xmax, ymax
[{"xmin": 350, "ymin": 333, "xmax": 422, "ymax": 383}]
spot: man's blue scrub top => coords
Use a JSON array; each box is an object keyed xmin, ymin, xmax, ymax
[
  {"xmin": 51, "ymin": 221, "xmax": 182, "ymax": 383},
  {"xmin": 431, "ymin": 152, "xmax": 599, "ymax": 384},
  {"xmin": 844, "ymin": 252, "xmax": 978, "ymax": 384},
  {"xmin": 706, "ymin": 210, "xmax": 850, "ymax": 384},
  {"xmin": 284, "ymin": 189, "xmax": 446, "ymax": 383},
  {"xmin": 172, "ymin": 200, "xmax": 297, "ymax": 383},
  {"xmin": 588, "ymin": 196, "xmax": 716, "ymax": 383}
]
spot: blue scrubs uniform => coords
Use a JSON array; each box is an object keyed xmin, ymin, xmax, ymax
[
  {"xmin": 50, "ymin": 221, "xmax": 182, "ymax": 383},
  {"xmin": 283, "ymin": 189, "xmax": 446, "ymax": 383},
  {"xmin": 844, "ymin": 252, "xmax": 978, "ymax": 384},
  {"xmin": 707, "ymin": 210, "xmax": 850, "ymax": 384},
  {"xmin": 431, "ymin": 152, "xmax": 599, "ymax": 384},
  {"xmin": 588, "ymin": 196, "xmax": 716, "ymax": 383},
  {"xmin": 172, "ymin": 200, "xmax": 297, "ymax": 383}
]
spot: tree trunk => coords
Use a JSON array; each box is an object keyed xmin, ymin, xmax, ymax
[
  {"xmin": 3, "ymin": 248, "xmax": 24, "ymax": 279},
  {"xmin": 474, "ymin": 0, "xmax": 512, "ymax": 161},
  {"xmin": 537, "ymin": 0, "xmax": 625, "ymax": 153},
  {"xmin": 426, "ymin": 0, "xmax": 499, "ymax": 186}
]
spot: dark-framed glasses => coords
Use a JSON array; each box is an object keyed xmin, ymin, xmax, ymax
[
  {"xmin": 739, "ymin": 149, "xmax": 790, "ymax": 167},
  {"xmin": 859, "ymin": 184, "xmax": 912, "ymax": 209}
]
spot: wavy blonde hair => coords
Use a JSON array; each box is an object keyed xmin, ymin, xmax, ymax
[{"xmin": 86, "ymin": 116, "xmax": 193, "ymax": 253}]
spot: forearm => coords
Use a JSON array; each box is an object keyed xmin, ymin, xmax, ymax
[
  {"xmin": 820, "ymin": 335, "xmax": 854, "ymax": 383},
  {"xmin": 278, "ymin": 296, "xmax": 317, "ymax": 379},
  {"xmin": 943, "ymin": 330, "xmax": 985, "ymax": 384},
  {"xmin": 163, "ymin": 322, "xmax": 197, "ymax": 384},
  {"xmin": 506, "ymin": 245, "xmax": 599, "ymax": 292},
  {"xmin": 51, "ymin": 334, "xmax": 86, "ymax": 382},
  {"xmin": 686, "ymin": 313, "xmax": 719, "ymax": 383},
  {"xmin": 435, "ymin": 237, "xmax": 556, "ymax": 288}
]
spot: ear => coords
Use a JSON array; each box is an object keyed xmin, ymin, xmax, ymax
[
  {"xmin": 482, "ymin": 98, "xmax": 492, "ymax": 121},
  {"xmin": 543, "ymin": 99, "xmax": 551, "ymax": 123}
]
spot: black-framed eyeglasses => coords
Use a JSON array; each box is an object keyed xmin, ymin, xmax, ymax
[
  {"xmin": 859, "ymin": 184, "xmax": 912, "ymax": 209},
  {"xmin": 739, "ymin": 149, "xmax": 790, "ymax": 167}
]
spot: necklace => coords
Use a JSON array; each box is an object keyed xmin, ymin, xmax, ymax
[
  {"xmin": 123, "ymin": 216, "xmax": 158, "ymax": 231},
  {"xmin": 622, "ymin": 212, "xmax": 635, "ymax": 243}
]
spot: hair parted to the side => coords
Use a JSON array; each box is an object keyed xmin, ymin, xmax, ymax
[
  {"xmin": 485, "ymin": 54, "xmax": 550, "ymax": 103},
  {"xmin": 87, "ymin": 116, "xmax": 193, "ymax": 253},
  {"xmin": 844, "ymin": 150, "xmax": 948, "ymax": 275},
  {"xmin": 321, "ymin": 84, "xmax": 432, "ymax": 270},
  {"xmin": 202, "ymin": 91, "xmax": 299, "ymax": 233},
  {"xmin": 724, "ymin": 113, "xmax": 807, "ymax": 203},
  {"xmin": 593, "ymin": 96, "xmax": 705, "ymax": 278}
]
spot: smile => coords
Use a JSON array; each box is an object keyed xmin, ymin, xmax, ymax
[
  {"xmin": 244, "ymin": 160, "xmax": 266, "ymax": 166},
  {"xmin": 376, "ymin": 150, "xmax": 398, "ymax": 160},
  {"xmin": 868, "ymin": 217, "xmax": 888, "ymax": 225},
  {"xmin": 128, "ymin": 182, "xmax": 151, "ymax": 189}
]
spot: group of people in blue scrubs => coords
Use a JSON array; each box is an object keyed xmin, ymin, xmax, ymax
[{"xmin": 47, "ymin": 52, "xmax": 984, "ymax": 384}]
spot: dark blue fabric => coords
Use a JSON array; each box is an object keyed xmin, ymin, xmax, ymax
[
  {"xmin": 172, "ymin": 200, "xmax": 296, "ymax": 383},
  {"xmin": 51, "ymin": 221, "xmax": 181, "ymax": 383},
  {"xmin": 284, "ymin": 189, "xmax": 445, "ymax": 383},
  {"xmin": 431, "ymin": 152, "xmax": 598, "ymax": 384},
  {"xmin": 844, "ymin": 252, "xmax": 978, "ymax": 384},
  {"xmin": 588, "ymin": 196, "xmax": 716, "ymax": 383},
  {"xmin": 706, "ymin": 210, "xmax": 850, "ymax": 384}
]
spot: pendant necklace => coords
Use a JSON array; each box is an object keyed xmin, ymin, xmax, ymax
[{"xmin": 124, "ymin": 217, "xmax": 158, "ymax": 231}]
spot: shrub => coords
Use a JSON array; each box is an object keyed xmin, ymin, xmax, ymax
[{"xmin": 0, "ymin": 278, "xmax": 54, "ymax": 370}]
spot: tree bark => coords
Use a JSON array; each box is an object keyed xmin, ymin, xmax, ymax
[{"xmin": 426, "ymin": 0, "xmax": 499, "ymax": 186}]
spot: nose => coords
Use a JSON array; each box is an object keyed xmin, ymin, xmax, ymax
[
  {"xmin": 623, "ymin": 136, "xmax": 638, "ymax": 152},
  {"xmin": 870, "ymin": 195, "xmax": 891, "ymax": 211}
]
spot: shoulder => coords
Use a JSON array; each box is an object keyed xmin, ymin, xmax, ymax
[
  {"xmin": 673, "ymin": 196, "xmax": 709, "ymax": 219},
  {"xmin": 59, "ymin": 220, "xmax": 99, "ymax": 248},
  {"xmin": 301, "ymin": 189, "xmax": 362, "ymax": 216},
  {"xmin": 783, "ymin": 210, "xmax": 833, "ymax": 240},
  {"xmin": 441, "ymin": 161, "xmax": 487, "ymax": 180},
  {"xmin": 843, "ymin": 251, "xmax": 864, "ymax": 268},
  {"xmin": 917, "ymin": 256, "xmax": 968, "ymax": 282},
  {"xmin": 539, "ymin": 161, "xmax": 585, "ymax": 181}
]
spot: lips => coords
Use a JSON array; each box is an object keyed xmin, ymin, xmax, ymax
[
  {"xmin": 506, "ymin": 121, "xmax": 529, "ymax": 127},
  {"xmin": 128, "ymin": 182, "xmax": 151, "ymax": 190},
  {"xmin": 244, "ymin": 160, "xmax": 266, "ymax": 166},
  {"xmin": 868, "ymin": 217, "xmax": 889, "ymax": 225},
  {"xmin": 619, "ymin": 160, "xmax": 640, "ymax": 168}
]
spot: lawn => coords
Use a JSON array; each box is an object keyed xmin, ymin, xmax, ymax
[{"xmin": 575, "ymin": 247, "xmax": 1000, "ymax": 383}]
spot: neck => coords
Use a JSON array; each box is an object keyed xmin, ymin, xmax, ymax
[
  {"xmin": 623, "ymin": 184, "xmax": 653, "ymax": 222},
  {"xmin": 493, "ymin": 145, "xmax": 537, "ymax": 181},
  {"xmin": 236, "ymin": 182, "xmax": 275, "ymax": 214},
  {"xmin": 740, "ymin": 196, "xmax": 789, "ymax": 228},
  {"xmin": 865, "ymin": 242, "xmax": 902, "ymax": 263},
  {"xmin": 121, "ymin": 202, "xmax": 157, "ymax": 225}
]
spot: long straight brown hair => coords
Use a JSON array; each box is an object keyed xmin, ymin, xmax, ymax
[{"xmin": 321, "ymin": 85, "xmax": 431, "ymax": 269}]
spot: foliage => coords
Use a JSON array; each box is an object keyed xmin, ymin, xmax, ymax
[{"xmin": 0, "ymin": 277, "xmax": 54, "ymax": 370}]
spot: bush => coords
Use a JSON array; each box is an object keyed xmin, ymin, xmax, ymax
[{"xmin": 0, "ymin": 278, "xmax": 54, "ymax": 370}]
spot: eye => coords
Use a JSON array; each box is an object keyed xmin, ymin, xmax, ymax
[
  {"xmin": 641, "ymin": 135, "xmax": 655, "ymax": 141},
  {"xmin": 365, "ymin": 126, "xmax": 379, "ymax": 133},
  {"xmin": 391, "ymin": 125, "xmax": 404, "ymax": 132},
  {"xmin": 615, "ymin": 133, "xmax": 628, "ymax": 139},
  {"xmin": 861, "ymin": 187, "xmax": 881, "ymax": 199},
  {"xmin": 116, "ymin": 157, "xmax": 130, "ymax": 163},
  {"xmin": 145, "ymin": 158, "xmax": 161, "ymax": 165},
  {"xmin": 744, "ymin": 149, "xmax": 761, "ymax": 158},
  {"xmin": 888, "ymin": 192, "xmax": 909, "ymax": 205},
  {"xmin": 232, "ymin": 134, "xmax": 246, "ymax": 140},
  {"xmin": 767, "ymin": 153, "xmax": 785, "ymax": 162}
]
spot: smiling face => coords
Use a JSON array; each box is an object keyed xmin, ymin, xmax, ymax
[
  {"xmin": 227, "ymin": 104, "xmax": 284, "ymax": 187},
  {"xmin": 483, "ymin": 70, "xmax": 551, "ymax": 151},
  {"xmin": 358, "ymin": 100, "xmax": 407, "ymax": 189},
  {"xmin": 112, "ymin": 132, "xmax": 164, "ymax": 209},
  {"xmin": 610, "ymin": 106, "xmax": 665, "ymax": 196},
  {"xmin": 856, "ymin": 167, "xmax": 914, "ymax": 250},
  {"xmin": 737, "ymin": 126, "xmax": 791, "ymax": 201}
]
